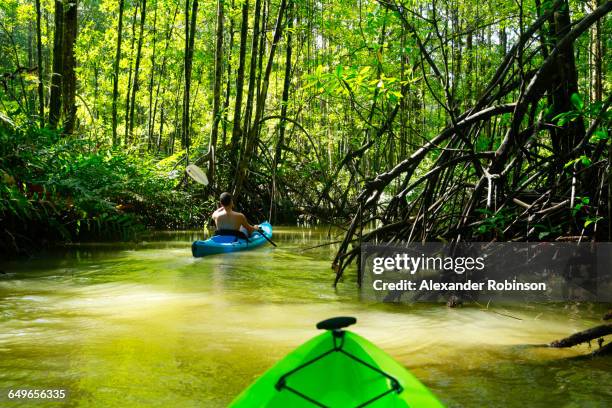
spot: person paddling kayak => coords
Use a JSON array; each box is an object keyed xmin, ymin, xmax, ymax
[
  {"xmin": 191, "ymin": 192, "xmax": 273, "ymax": 257},
  {"xmin": 212, "ymin": 192, "xmax": 259, "ymax": 239}
]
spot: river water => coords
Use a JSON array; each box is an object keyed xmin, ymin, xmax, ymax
[{"xmin": 0, "ymin": 227, "xmax": 610, "ymax": 407}]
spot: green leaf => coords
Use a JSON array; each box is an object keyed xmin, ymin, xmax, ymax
[
  {"xmin": 570, "ymin": 93, "xmax": 584, "ymax": 110},
  {"xmin": 564, "ymin": 158, "xmax": 578, "ymax": 168},
  {"xmin": 590, "ymin": 130, "xmax": 609, "ymax": 143},
  {"xmin": 584, "ymin": 217, "xmax": 603, "ymax": 228},
  {"xmin": 580, "ymin": 156, "xmax": 591, "ymax": 166}
]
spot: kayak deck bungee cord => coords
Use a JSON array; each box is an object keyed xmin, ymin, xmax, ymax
[{"xmin": 230, "ymin": 317, "xmax": 444, "ymax": 407}]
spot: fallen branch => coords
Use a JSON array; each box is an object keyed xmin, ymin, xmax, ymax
[{"xmin": 550, "ymin": 324, "xmax": 612, "ymax": 348}]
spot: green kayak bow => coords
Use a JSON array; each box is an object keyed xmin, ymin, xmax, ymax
[{"xmin": 230, "ymin": 317, "xmax": 444, "ymax": 407}]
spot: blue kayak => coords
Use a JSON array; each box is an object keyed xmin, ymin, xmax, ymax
[{"xmin": 191, "ymin": 222, "xmax": 273, "ymax": 257}]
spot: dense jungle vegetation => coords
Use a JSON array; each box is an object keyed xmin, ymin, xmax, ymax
[{"xmin": 0, "ymin": 0, "xmax": 610, "ymax": 260}]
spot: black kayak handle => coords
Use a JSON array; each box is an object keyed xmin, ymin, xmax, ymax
[{"xmin": 316, "ymin": 316, "xmax": 357, "ymax": 331}]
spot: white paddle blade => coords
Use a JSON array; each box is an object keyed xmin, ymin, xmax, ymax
[{"xmin": 186, "ymin": 164, "xmax": 209, "ymax": 185}]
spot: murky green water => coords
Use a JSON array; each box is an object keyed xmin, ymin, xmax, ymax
[{"xmin": 1, "ymin": 227, "xmax": 610, "ymax": 407}]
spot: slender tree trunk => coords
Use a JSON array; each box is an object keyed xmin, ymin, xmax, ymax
[
  {"xmin": 171, "ymin": 74, "xmax": 183, "ymax": 155},
  {"xmin": 124, "ymin": 2, "xmax": 139, "ymax": 144},
  {"xmin": 27, "ymin": 24, "xmax": 34, "ymax": 115},
  {"xmin": 48, "ymin": 0, "xmax": 64, "ymax": 129},
  {"xmin": 182, "ymin": 0, "xmax": 198, "ymax": 163},
  {"xmin": 61, "ymin": 0, "xmax": 78, "ymax": 134},
  {"xmin": 242, "ymin": 0, "xmax": 262, "ymax": 138},
  {"xmin": 255, "ymin": 0, "xmax": 267, "ymax": 112},
  {"xmin": 147, "ymin": 0, "xmax": 158, "ymax": 150},
  {"xmin": 157, "ymin": 105, "xmax": 165, "ymax": 153},
  {"xmin": 465, "ymin": 30, "xmax": 473, "ymax": 109},
  {"xmin": 128, "ymin": 0, "xmax": 147, "ymax": 143},
  {"xmin": 152, "ymin": 4, "xmax": 179, "ymax": 150},
  {"xmin": 92, "ymin": 63, "xmax": 99, "ymax": 119},
  {"xmin": 27, "ymin": 22, "xmax": 33, "ymax": 69},
  {"xmin": 112, "ymin": 0, "xmax": 124, "ymax": 146},
  {"xmin": 253, "ymin": 0, "xmax": 286, "ymax": 134},
  {"xmin": 221, "ymin": 6, "xmax": 235, "ymax": 146},
  {"xmin": 548, "ymin": 0, "xmax": 585, "ymax": 157},
  {"xmin": 270, "ymin": 0, "xmax": 292, "ymax": 221},
  {"xmin": 35, "ymin": 0, "xmax": 44, "ymax": 126},
  {"xmin": 44, "ymin": 9, "xmax": 51, "ymax": 110},
  {"xmin": 590, "ymin": 0, "xmax": 603, "ymax": 103},
  {"xmin": 240, "ymin": 0, "xmax": 266, "ymax": 161},
  {"xmin": 208, "ymin": 0, "xmax": 224, "ymax": 187},
  {"xmin": 233, "ymin": 0, "xmax": 287, "ymax": 197},
  {"xmin": 230, "ymin": 0, "xmax": 248, "ymax": 155},
  {"xmin": 275, "ymin": 1, "xmax": 292, "ymax": 165}
]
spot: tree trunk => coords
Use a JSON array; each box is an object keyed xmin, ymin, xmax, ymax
[
  {"xmin": 208, "ymin": 0, "xmax": 224, "ymax": 187},
  {"xmin": 111, "ymin": 0, "xmax": 124, "ymax": 146},
  {"xmin": 465, "ymin": 30, "xmax": 473, "ymax": 109},
  {"xmin": 61, "ymin": 0, "xmax": 78, "ymax": 134},
  {"xmin": 590, "ymin": 0, "xmax": 603, "ymax": 103},
  {"xmin": 242, "ymin": 0, "xmax": 262, "ymax": 138},
  {"xmin": 124, "ymin": 3, "xmax": 139, "ymax": 144},
  {"xmin": 233, "ymin": 0, "xmax": 287, "ymax": 198},
  {"xmin": 48, "ymin": 0, "xmax": 64, "ymax": 129},
  {"xmin": 152, "ymin": 4, "xmax": 179, "ymax": 152},
  {"xmin": 221, "ymin": 5, "xmax": 235, "ymax": 146},
  {"xmin": 255, "ymin": 0, "xmax": 267, "ymax": 113},
  {"xmin": 27, "ymin": 22, "xmax": 33, "ymax": 69},
  {"xmin": 157, "ymin": 105, "xmax": 165, "ymax": 152},
  {"xmin": 230, "ymin": 0, "xmax": 248, "ymax": 156},
  {"xmin": 128, "ymin": 0, "xmax": 147, "ymax": 143},
  {"xmin": 44, "ymin": 9, "xmax": 51, "ymax": 110},
  {"xmin": 182, "ymin": 0, "xmax": 198, "ymax": 162},
  {"xmin": 499, "ymin": 26, "xmax": 507, "ymax": 55},
  {"xmin": 35, "ymin": 0, "xmax": 44, "ymax": 127},
  {"xmin": 270, "ymin": 0, "xmax": 292, "ymax": 220},
  {"xmin": 547, "ymin": 0, "xmax": 585, "ymax": 157},
  {"xmin": 147, "ymin": 0, "xmax": 158, "ymax": 150}
]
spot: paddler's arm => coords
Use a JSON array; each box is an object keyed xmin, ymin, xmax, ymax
[{"xmin": 239, "ymin": 214, "xmax": 259, "ymax": 235}]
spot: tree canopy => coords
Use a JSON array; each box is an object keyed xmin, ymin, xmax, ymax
[{"xmin": 0, "ymin": 0, "xmax": 610, "ymax": 259}]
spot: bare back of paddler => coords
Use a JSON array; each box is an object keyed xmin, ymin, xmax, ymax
[{"xmin": 212, "ymin": 192, "xmax": 259, "ymax": 236}]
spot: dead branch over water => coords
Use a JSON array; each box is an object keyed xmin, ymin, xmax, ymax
[{"xmin": 333, "ymin": 1, "xmax": 612, "ymax": 286}]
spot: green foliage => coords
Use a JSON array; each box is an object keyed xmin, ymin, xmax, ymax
[
  {"xmin": 570, "ymin": 196, "xmax": 606, "ymax": 231},
  {"xmin": 0, "ymin": 121, "xmax": 209, "ymax": 254},
  {"xmin": 553, "ymin": 93, "xmax": 610, "ymax": 132},
  {"xmin": 475, "ymin": 208, "xmax": 514, "ymax": 237},
  {"xmin": 0, "ymin": 0, "xmax": 610, "ymax": 245},
  {"xmin": 564, "ymin": 155, "xmax": 591, "ymax": 169},
  {"xmin": 532, "ymin": 222, "xmax": 562, "ymax": 240},
  {"xmin": 584, "ymin": 216, "xmax": 603, "ymax": 229},
  {"xmin": 571, "ymin": 196, "xmax": 589, "ymax": 217}
]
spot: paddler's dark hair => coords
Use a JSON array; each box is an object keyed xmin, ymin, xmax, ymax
[{"xmin": 220, "ymin": 192, "xmax": 233, "ymax": 206}]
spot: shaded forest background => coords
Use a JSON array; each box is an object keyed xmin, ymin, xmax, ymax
[{"xmin": 0, "ymin": 0, "xmax": 610, "ymax": 260}]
